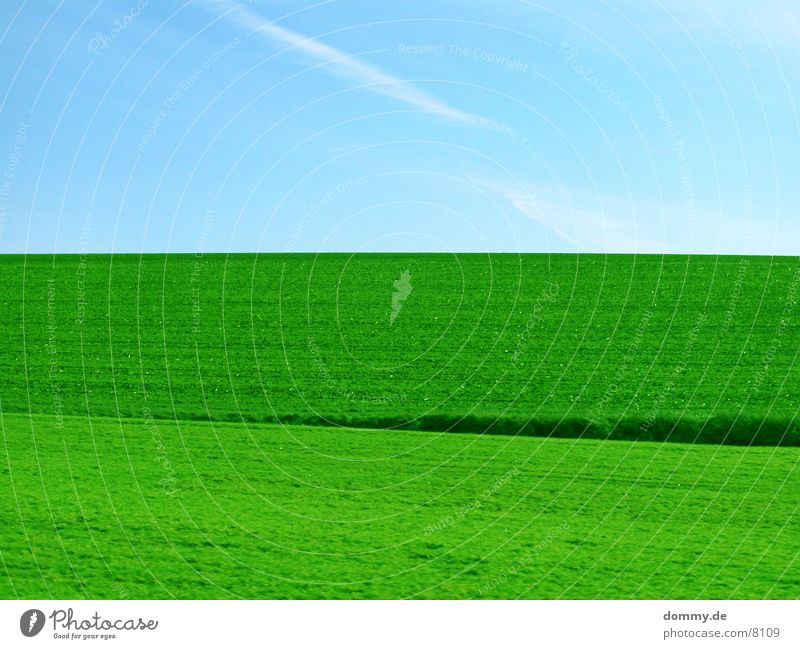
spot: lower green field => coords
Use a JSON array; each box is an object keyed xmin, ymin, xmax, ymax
[{"xmin": 2, "ymin": 413, "xmax": 797, "ymax": 599}]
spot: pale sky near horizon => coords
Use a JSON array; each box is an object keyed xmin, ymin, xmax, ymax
[{"xmin": 0, "ymin": 1, "xmax": 798, "ymax": 254}]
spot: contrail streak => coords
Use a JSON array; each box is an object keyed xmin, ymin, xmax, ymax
[{"xmin": 200, "ymin": 0, "xmax": 485, "ymax": 124}]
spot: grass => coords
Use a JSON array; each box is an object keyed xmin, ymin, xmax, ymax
[
  {"xmin": 1, "ymin": 253, "xmax": 798, "ymax": 443},
  {"xmin": 0, "ymin": 252, "xmax": 799, "ymax": 598},
  {"xmin": 1, "ymin": 412, "xmax": 798, "ymax": 599}
]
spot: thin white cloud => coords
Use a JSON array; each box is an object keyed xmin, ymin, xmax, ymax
[
  {"xmin": 502, "ymin": 185, "xmax": 663, "ymax": 253},
  {"xmin": 200, "ymin": 0, "xmax": 483, "ymax": 123},
  {"xmin": 495, "ymin": 182, "xmax": 797, "ymax": 255}
]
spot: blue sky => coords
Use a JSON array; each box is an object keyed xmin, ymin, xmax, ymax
[{"xmin": 0, "ymin": 0, "xmax": 798, "ymax": 254}]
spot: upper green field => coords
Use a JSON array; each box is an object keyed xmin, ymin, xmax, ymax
[{"xmin": 0, "ymin": 253, "xmax": 798, "ymax": 444}]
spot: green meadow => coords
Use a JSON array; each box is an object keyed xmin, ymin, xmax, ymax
[
  {"xmin": 2, "ymin": 413, "xmax": 797, "ymax": 599},
  {"xmin": 1, "ymin": 253, "xmax": 798, "ymax": 598}
]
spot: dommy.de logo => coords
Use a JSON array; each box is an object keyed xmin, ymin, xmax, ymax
[{"xmin": 20, "ymin": 609, "xmax": 45, "ymax": 637}]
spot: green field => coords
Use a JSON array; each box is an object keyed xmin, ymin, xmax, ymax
[
  {"xmin": 2, "ymin": 253, "xmax": 799, "ymax": 443},
  {"xmin": 1, "ymin": 253, "xmax": 799, "ymax": 598},
  {"xmin": 2, "ymin": 413, "xmax": 798, "ymax": 599}
]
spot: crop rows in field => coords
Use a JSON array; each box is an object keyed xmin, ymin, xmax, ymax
[{"xmin": 1, "ymin": 253, "xmax": 798, "ymax": 444}]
